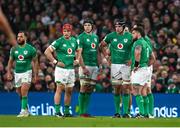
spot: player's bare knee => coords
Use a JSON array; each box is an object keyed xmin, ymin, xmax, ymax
[{"xmin": 123, "ymin": 87, "xmax": 130, "ymax": 94}]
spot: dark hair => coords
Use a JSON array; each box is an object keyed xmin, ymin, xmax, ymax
[
  {"xmin": 18, "ymin": 31, "xmax": 27, "ymax": 37},
  {"xmin": 114, "ymin": 19, "xmax": 125, "ymax": 28},
  {"xmin": 83, "ymin": 18, "xmax": 94, "ymax": 25},
  {"xmin": 131, "ymin": 26, "xmax": 145, "ymax": 37}
]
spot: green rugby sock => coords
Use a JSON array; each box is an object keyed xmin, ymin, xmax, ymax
[
  {"xmin": 114, "ymin": 94, "xmax": 120, "ymax": 114},
  {"xmin": 22, "ymin": 96, "xmax": 27, "ymax": 110},
  {"xmin": 123, "ymin": 94, "xmax": 130, "ymax": 114},
  {"xmin": 78, "ymin": 92, "xmax": 85, "ymax": 114},
  {"xmin": 55, "ymin": 104, "xmax": 60, "ymax": 113},
  {"xmin": 84, "ymin": 93, "xmax": 91, "ymax": 114},
  {"xmin": 64, "ymin": 105, "xmax": 70, "ymax": 114},
  {"xmin": 148, "ymin": 93, "xmax": 154, "ymax": 116},
  {"xmin": 136, "ymin": 95, "xmax": 144, "ymax": 115},
  {"xmin": 143, "ymin": 96, "xmax": 149, "ymax": 116}
]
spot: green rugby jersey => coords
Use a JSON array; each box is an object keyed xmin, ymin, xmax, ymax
[
  {"xmin": 131, "ymin": 37, "xmax": 150, "ymax": 70},
  {"xmin": 10, "ymin": 43, "xmax": 37, "ymax": 73},
  {"xmin": 144, "ymin": 35, "xmax": 153, "ymax": 53},
  {"xmin": 103, "ymin": 32, "xmax": 133, "ymax": 64},
  {"xmin": 77, "ymin": 32, "xmax": 99, "ymax": 66},
  {"xmin": 51, "ymin": 36, "xmax": 78, "ymax": 69}
]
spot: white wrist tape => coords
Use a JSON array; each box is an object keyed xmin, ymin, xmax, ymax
[{"xmin": 53, "ymin": 59, "xmax": 58, "ymax": 65}]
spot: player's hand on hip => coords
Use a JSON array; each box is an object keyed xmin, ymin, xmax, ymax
[
  {"xmin": 82, "ymin": 66, "xmax": 90, "ymax": 76},
  {"xmin": 32, "ymin": 74, "xmax": 38, "ymax": 84},
  {"xmin": 133, "ymin": 66, "xmax": 139, "ymax": 72},
  {"xmin": 126, "ymin": 60, "xmax": 132, "ymax": 66},
  {"xmin": 7, "ymin": 72, "xmax": 13, "ymax": 80},
  {"xmin": 57, "ymin": 61, "xmax": 65, "ymax": 68}
]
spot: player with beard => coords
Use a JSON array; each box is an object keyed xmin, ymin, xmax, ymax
[
  {"xmin": 133, "ymin": 24, "xmax": 156, "ymax": 118},
  {"xmin": 77, "ymin": 19, "xmax": 101, "ymax": 117},
  {"xmin": 7, "ymin": 32, "xmax": 38, "ymax": 117},
  {"xmin": 100, "ymin": 19, "xmax": 133, "ymax": 118},
  {"xmin": 131, "ymin": 27, "xmax": 151, "ymax": 118}
]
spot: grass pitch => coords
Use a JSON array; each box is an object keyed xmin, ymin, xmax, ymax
[{"xmin": 0, "ymin": 115, "xmax": 179, "ymax": 127}]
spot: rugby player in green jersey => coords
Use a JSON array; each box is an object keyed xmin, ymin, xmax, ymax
[
  {"xmin": 131, "ymin": 27, "xmax": 151, "ymax": 118},
  {"xmin": 142, "ymin": 35, "xmax": 156, "ymax": 118},
  {"xmin": 100, "ymin": 19, "xmax": 133, "ymax": 118},
  {"xmin": 133, "ymin": 24, "xmax": 156, "ymax": 118},
  {"xmin": 77, "ymin": 19, "xmax": 101, "ymax": 117},
  {"xmin": 44, "ymin": 23, "xmax": 81, "ymax": 117},
  {"xmin": 7, "ymin": 32, "xmax": 38, "ymax": 117}
]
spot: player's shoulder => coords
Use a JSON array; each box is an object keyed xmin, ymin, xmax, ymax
[
  {"xmin": 124, "ymin": 31, "xmax": 131, "ymax": 35},
  {"xmin": 26, "ymin": 43, "xmax": 37, "ymax": 51},
  {"xmin": 26, "ymin": 42, "xmax": 32, "ymax": 46},
  {"xmin": 108, "ymin": 31, "xmax": 116, "ymax": 36},
  {"xmin": 70, "ymin": 36, "xmax": 77, "ymax": 41},
  {"xmin": 78, "ymin": 32, "xmax": 85, "ymax": 38},
  {"xmin": 10, "ymin": 45, "xmax": 18, "ymax": 52},
  {"xmin": 134, "ymin": 38, "xmax": 143, "ymax": 45},
  {"xmin": 92, "ymin": 33, "xmax": 99, "ymax": 38},
  {"xmin": 56, "ymin": 36, "xmax": 64, "ymax": 41},
  {"xmin": 124, "ymin": 32, "xmax": 132, "ymax": 38}
]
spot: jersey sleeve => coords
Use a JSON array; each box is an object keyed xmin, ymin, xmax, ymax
[
  {"xmin": 103, "ymin": 33, "xmax": 111, "ymax": 44},
  {"xmin": 31, "ymin": 46, "xmax": 37, "ymax": 58},
  {"xmin": 77, "ymin": 35, "xmax": 83, "ymax": 49},
  {"xmin": 74, "ymin": 38, "xmax": 79, "ymax": 50},
  {"xmin": 10, "ymin": 47, "xmax": 15, "ymax": 59},
  {"xmin": 51, "ymin": 39, "xmax": 60, "ymax": 50},
  {"xmin": 96, "ymin": 35, "xmax": 100, "ymax": 46}
]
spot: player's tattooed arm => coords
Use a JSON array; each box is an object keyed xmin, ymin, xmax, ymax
[{"xmin": 134, "ymin": 45, "xmax": 142, "ymax": 62}]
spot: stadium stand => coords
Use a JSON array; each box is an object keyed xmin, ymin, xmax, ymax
[{"xmin": 0, "ymin": 0, "xmax": 179, "ymax": 93}]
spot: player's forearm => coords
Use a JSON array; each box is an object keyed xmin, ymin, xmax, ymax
[
  {"xmin": 76, "ymin": 48, "xmax": 82, "ymax": 62},
  {"xmin": 44, "ymin": 47, "xmax": 56, "ymax": 63},
  {"xmin": 97, "ymin": 49, "xmax": 102, "ymax": 66},
  {"xmin": 79, "ymin": 55, "xmax": 86, "ymax": 68},
  {"xmin": 99, "ymin": 41, "xmax": 108, "ymax": 57},
  {"xmin": 33, "ymin": 57, "xmax": 39, "ymax": 76},
  {"xmin": 7, "ymin": 58, "xmax": 13, "ymax": 73},
  {"xmin": 149, "ymin": 52, "xmax": 156, "ymax": 65},
  {"xmin": 135, "ymin": 54, "xmax": 140, "ymax": 62}
]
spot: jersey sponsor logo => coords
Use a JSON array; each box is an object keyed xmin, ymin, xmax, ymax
[
  {"xmin": 67, "ymin": 48, "xmax": 72, "ymax": 54},
  {"xmin": 18, "ymin": 55, "xmax": 24, "ymax": 60},
  {"xmin": 63, "ymin": 44, "xmax": 67, "ymax": 47},
  {"xmin": 24, "ymin": 50, "xmax": 28, "ymax": 55},
  {"xmin": 117, "ymin": 43, "xmax": 123, "ymax": 49},
  {"xmin": 91, "ymin": 43, "xmax": 96, "ymax": 49},
  {"xmin": 113, "ymin": 39, "xmax": 117, "ymax": 42},
  {"xmin": 124, "ymin": 38, "xmax": 128, "ymax": 43},
  {"xmin": 15, "ymin": 51, "xmax": 18, "ymax": 54}
]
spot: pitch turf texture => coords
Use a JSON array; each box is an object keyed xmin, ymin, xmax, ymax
[{"xmin": 0, "ymin": 116, "xmax": 179, "ymax": 127}]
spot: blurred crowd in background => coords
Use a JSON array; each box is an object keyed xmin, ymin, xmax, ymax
[{"xmin": 0, "ymin": 0, "xmax": 179, "ymax": 93}]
